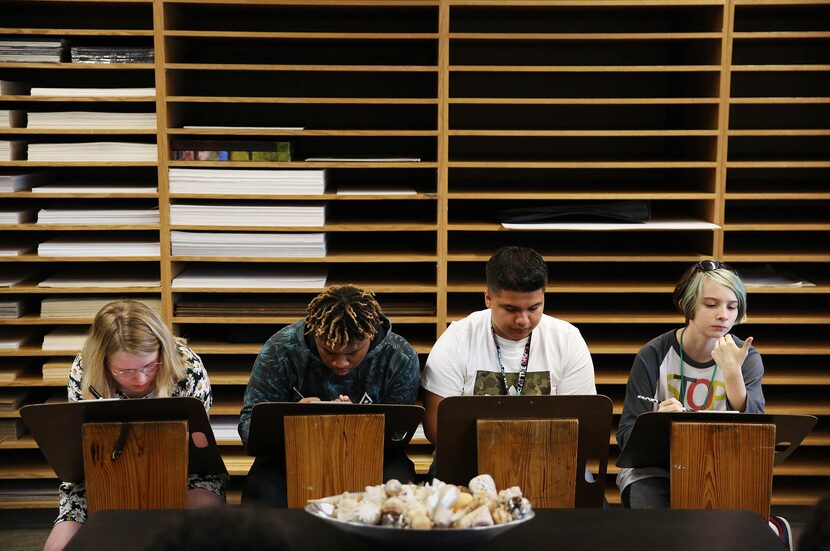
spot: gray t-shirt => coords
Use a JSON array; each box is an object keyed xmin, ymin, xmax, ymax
[{"xmin": 616, "ymin": 329, "xmax": 765, "ymax": 493}]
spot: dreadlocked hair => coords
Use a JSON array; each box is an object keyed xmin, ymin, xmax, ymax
[{"xmin": 305, "ymin": 285, "xmax": 383, "ymax": 350}]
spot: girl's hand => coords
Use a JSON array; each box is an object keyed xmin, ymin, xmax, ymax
[
  {"xmin": 658, "ymin": 397, "xmax": 685, "ymax": 413},
  {"xmin": 711, "ymin": 335, "xmax": 753, "ymax": 374},
  {"xmin": 334, "ymin": 394, "xmax": 352, "ymax": 403}
]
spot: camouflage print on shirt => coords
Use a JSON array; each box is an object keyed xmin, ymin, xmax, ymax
[{"xmin": 473, "ymin": 370, "xmax": 551, "ymax": 396}]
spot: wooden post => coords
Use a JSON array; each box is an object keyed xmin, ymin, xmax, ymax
[
  {"xmin": 82, "ymin": 421, "xmax": 188, "ymax": 514},
  {"xmin": 284, "ymin": 414, "xmax": 384, "ymax": 508},
  {"xmin": 477, "ymin": 418, "xmax": 579, "ymax": 508},
  {"xmin": 671, "ymin": 421, "xmax": 775, "ymax": 519}
]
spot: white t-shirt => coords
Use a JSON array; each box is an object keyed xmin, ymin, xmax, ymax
[{"xmin": 421, "ymin": 309, "xmax": 596, "ymax": 397}]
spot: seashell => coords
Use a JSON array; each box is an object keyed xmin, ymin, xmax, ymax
[
  {"xmin": 307, "ymin": 501, "xmax": 335, "ymax": 517},
  {"xmin": 468, "ymin": 474, "xmax": 497, "ymax": 496},
  {"xmin": 354, "ymin": 499, "xmax": 382, "ymax": 525},
  {"xmin": 432, "ymin": 507, "xmax": 453, "ymax": 528},
  {"xmin": 381, "ymin": 496, "xmax": 406, "ymax": 515},
  {"xmin": 335, "ymin": 498, "xmax": 359, "ymax": 523},
  {"xmin": 364, "ymin": 484, "xmax": 387, "ymax": 504},
  {"xmin": 380, "ymin": 511, "xmax": 407, "ymax": 528},
  {"xmin": 492, "ymin": 507, "xmax": 513, "ymax": 525},
  {"xmin": 498, "ymin": 486, "xmax": 523, "ymax": 501},
  {"xmin": 436, "ymin": 485, "xmax": 460, "ymax": 511},
  {"xmin": 470, "ymin": 505, "xmax": 494, "ymax": 527},
  {"xmin": 505, "ymin": 496, "xmax": 532, "ymax": 520},
  {"xmin": 452, "ymin": 491, "xmax": 473, "ymax": 511},
  {"xmin": 405, "ymin": 503, "xmax": 434, "ymax": 530},
  {"xmin": 384, "ymin": 479, "xmax": 403, "ymax": 496},
  {"xmin": 453, "ymin": 504, "xmax": 490, "ymax": 529}
]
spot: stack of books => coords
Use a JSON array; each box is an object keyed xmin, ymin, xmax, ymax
[
  {"xmin": 171, "ymin": 140, "xmax": 292, "ymax": 162},
  {"xmin": 30, "ymin": 87, "xmax": 155, "ymax": 97},
  {"xmin": 0, "ymin": 39, "xmax": 64, "ymax": 62},
  {"xmin": 0, "ymin": 329, "xmax": 31, "ymax": 350},
  {"xmin": 38, "ymin": 235, "xmax": 160, "ymax": 257},
  {"xmin": 36, "ymin": 208, "xmax": 159, "ymax": 225},
  {"xmin": 170, "ymin": 203, "xmax": 325, "ymax": 226},
  {"xmin": 42, "ymin": 358, "xmax": 73, "ymax": 382},
  {"xmin": 172, "ymin": 266, "xmax": 328, "ymax": 289},
  {"xmin": 37, "ymin": 269, "xmax": 160, "ymax": 288},
  {"xmin": 27, "ymin": 142, "xmax": 158, "ymax": 162},
  {"xmin": 27, "ymin": 111, "xmax": 157, "ymax": 129},
  {"xmin": 40, "ymin": 297, "xmax": 162, "ymax": 319},
  {"xmin": 70, "ymin": 45, "xmax": 153, "ymax": 64},
  {"xmin": 175, "ymin": 296, "xmax": 310, "ymax": 317},
  {"xmin": 41, "ymin": 327, "xmax": 88, "ymax": 351},
  {"xmin": 0, "ymin": 171, "xmax": 54, "ymax": 192},
  {"xmin": 0, "ymin": 389, "xmax": 31, "ymax": 413},
  {"xmin": 171, "ymin": 231, "xmax": 327, "ymax": 258},
  {"xmin": 169, "ymin": 168, "xmax": 326, "ymax": 195}
]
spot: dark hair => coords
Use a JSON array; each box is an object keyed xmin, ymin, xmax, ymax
[
  {"xmin": 305, "ymin": 285, "xmax": 383, "ymax": 350},
  {"xmin": 485, "ymin": 246, "xmax": 548, "ymax": 293}
]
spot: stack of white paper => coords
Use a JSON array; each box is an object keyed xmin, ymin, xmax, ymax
[
  {"xmin": 0, "ymin": 299, "xmax": 28, "ymax": 319},
  {"xmin": 27, "ymin": 111, "xmax": 157, "ymax": 129},
  {"xmin": 211, "ymin": 416, "xmax": 242, "ymax": 441},
  {"xmin": 169, "ymin": 168, "xmax": 326, "ymax": 195},
  {"xmin": 27, "ymin": 142, "xmax": 158, "ymax": 162},
  {"xmin": 0, "ymin": 141, "xmax": 23, "ymax": 161},
  {"xmin": 0, "ymin": 241, "xmax": 34, "ymax": 256},
  {"xmin": 41, "ymin": 327, "xmax": 87, "ymax": 351},
  {"xmin": 30, "ymin": 87, "xmax": 155, "ymax": 97},
  {"xmin": 37, "ymin": 208, "xmax": 159, "ymax": 225},
  {"xmin": 742, "ymin": 264, "xmax": 816, "ymax": 288},
  {"xmin": 42, "ymin": 358, "xmax": 73, "ymax": 382},
  {"xmin": 170, "ymin": 203, "xmax": 326, "ymax": 227},
  {"xmin": 37, "ymin": 270, "xmax": 161, "ymax": 288},
  {"xmin": 38, "ymin": 235, "xmax": 160, "ymax": 257},
  {"xmin": 0, "ymin": 171, "xmax": 54, "ymax": 192},
  {"xmin": 171, "ymin": 231, "xmax": 327, "ymax": 257},
  {"xmin": 41, "ymin": 297, "xmax": 162, "ymax": 318},
  {"xmin": 0, "ymin": 329, "xmax": 31, "ymax": 350},
  {"xmin": 0, "ymin": 110, "xmax": 24, "ymax": 128},
  {"xmin": 0, "ymin": 208, "xmax": 35, "ymax": 223},
  {"xmin": 32, "ymin": 182, "xmax": 155, "ymax": 194},
  {"xmin": 172, "ymin": 266, "xmax": 328, "ymax": 289}
]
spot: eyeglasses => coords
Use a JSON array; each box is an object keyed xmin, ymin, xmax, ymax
[
  {"xmin": 697, "ymin": 260, "xmax": 723, "ymax": 272},
  {"xmin": 108, "ymin": 361, "xmax": 160, "ymax": 378}
]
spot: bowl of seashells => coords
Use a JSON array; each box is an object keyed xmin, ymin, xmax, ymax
[{"xmin": 305, "ymin": 474, "xmax": 535, "ymax": 547}]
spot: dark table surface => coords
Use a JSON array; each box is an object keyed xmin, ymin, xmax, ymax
[{"xmin": 66, "ymin": 507, "xmax": 784, "ymax": 551}]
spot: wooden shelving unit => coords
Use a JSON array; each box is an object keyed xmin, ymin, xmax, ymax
[{"xmin": 0, "ymin": 0, "xmax": 827, "ymax": 510}]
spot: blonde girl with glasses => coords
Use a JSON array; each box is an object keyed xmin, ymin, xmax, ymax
[{"xmin": 44, "ymin": 300, "xmax": 226, "ymax": 551}]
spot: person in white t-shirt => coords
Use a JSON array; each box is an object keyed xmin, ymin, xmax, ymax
[{"xmin": 420, "ymin": 246, "xmax": 597, "ymax": 444}]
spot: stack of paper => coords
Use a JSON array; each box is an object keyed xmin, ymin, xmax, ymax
[
  {"xmin": 169, "ymin": 168, "xmax": 326, "ymax": 195},
  {"xmin": 0, "ymin": 80, "xmax": 30, "ymax": 95},
  {"xmin": 0, "ymin": 39, "xmax": 64, "ymax": 62},
  {"xmin": 0, "ymin": 360, "xmax": 29, "ymax": 383},
  {"xmin": 27, "ymin": 111, "xmax": 157, "ymax": 129},
  {"xmin": 0, "ymin": 267, "xmax": 36, "ymax": 287},
  {"xmin": 27, "ymin": 142, "xmax": 158, "ymax": 162},
  {"xmin": 0, "ymin": 171, "xmax": 54, "ymax": 192},
  {"xmin": 0, "ymin": 240, "xmax": 34, "ymax": 256},
  {"xmin": 0, "ymin": 208, "xmax": 35, "ymax": 223},
  {"xmin": 37, "ymin": 208, "xmax": 159, "ymax": 225},
  {"xmin": 32, "ymin": 182, "xmax": 156, "ymax": 194},
  {"xmin": 170, "ymin": 203, "xmax": 326, "ymax": 226},
  {"xmin": 0, "ymin": 389, "xmax": 31, "ymax": 412},
  {"xmin": 211, "ymin": 416, "xmax": 242, "ymax": 441},
  {"xmin": 30, "ymin": 87, "xmax": 155, "ymax": 97},
  {"xmin": 172, "ymin": 266, "xmax": 328, "ymax": 289},
  {"xmin": 171, "ymin": 231, "xmax": 327, "ymax": 257},
  {"xmin": 0, "ymin": 140, "xmax": 23, "ymax": 161},
  {"xmin": 175, "ymin": 296, "xmax": 310, "ymax": 317},
  {"xmin": 742, "ymin": 264, "xmax": 816, "ymax": 288},
  {"xmin": 41, "ymin": 327, "xmax": 87, "ymax": 351},
  {"xmin": 40, "ymin": 297, "xmax": 162, "ymax": 319},
  {"xmin": 0, "ymin": 419, "xmax": 26, "ymax": 440},
  {"xmin": 0, "ymin": 109, "xmax": 24, "ymax": 128},
  {"xmin": 0, "ymin": 329, "xmax": 31, "ymax": 349},
  {"xmin": 0, "ymin": 299, "xmax": 29, "ymax": 319},
  {"xmin": 42, "ymin": 358, "xmax": 73, "ymax": 382},
  {"xmin": 38, "ymin": 235, "xmax": 160, "ymax": 257},
  {"xmin": 70, "ymin": 45, "xmax": 153, "ymax": 64},
  {"xmin": 37, "ymin": 270, "xmax": 161, "ymax": 288}
]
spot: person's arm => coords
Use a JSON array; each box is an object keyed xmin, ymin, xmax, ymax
[
  {"xmin": 422, "ymin": 388, "xmax": 443, "ymax": 444},
  {"xmin": 711, "ymin": 335, "xmax": 753, "ymax": 412},
  {"xmin": 238, "ymin": 339, "xmax": 291, "ymax": 447},
  {"xmin": 379, "ymin": 338, "xmax": 420, "ymax": 405},
  {"xmin": 617, "ymin": 351, "xmax": 660, "ymax": 449},
  {"xmin": 737, "ymin": 338, "xmax": 765, "ymax": 413},
  {"xmin": 556, "ymin": 329, "xmax": 597, "ymax": 395}
]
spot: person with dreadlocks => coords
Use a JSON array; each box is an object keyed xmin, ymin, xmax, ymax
[{"xmin": 238, "ymin": 284, "xmax": 420, "ymax": 507}]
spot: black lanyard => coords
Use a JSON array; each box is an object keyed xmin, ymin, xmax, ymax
[{"xmin": 491, "ymin": 326, "xmax": 532, "ymax": 396}]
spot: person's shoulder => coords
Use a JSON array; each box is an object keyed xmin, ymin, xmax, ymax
[
  {"xmin": 537, "ymin": 314, "xmax": 583, "ymax": 336},
  {"xmin": 637, "ymin": 329, "xmax": 676, "ymax": 358},
  {"xmin": 264, "ymin": 319, "xmax": 306, "ymax": 347}
]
